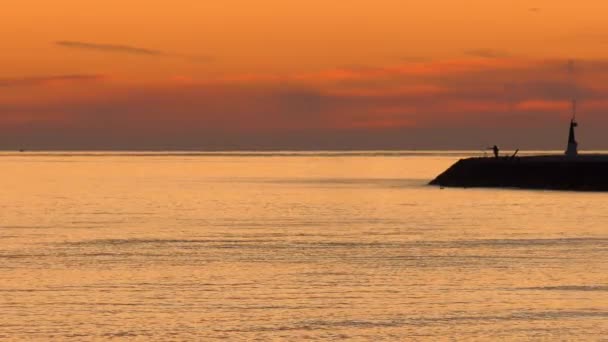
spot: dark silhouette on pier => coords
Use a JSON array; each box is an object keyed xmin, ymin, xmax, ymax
[
  {"xmin": 492, "ymin": 145, "xmax": 499, "ymax": 158},
  {"xmin": 565, "ymin": 100, "xmax": 578, "ymax": 157}
]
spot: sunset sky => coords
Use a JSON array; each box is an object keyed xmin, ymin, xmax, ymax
[{"xmin": 3, "ymin": 0, "xmax": 608, "ymax": 150}]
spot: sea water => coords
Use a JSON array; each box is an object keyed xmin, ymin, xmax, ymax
[{"xmin": 1, "ymin": 152, "xmax": 606, "ymax": 340}]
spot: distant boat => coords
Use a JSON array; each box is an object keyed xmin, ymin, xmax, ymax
[{"xmin": 430, "ymin": 100, "xmax": 608, "ymax": 191}]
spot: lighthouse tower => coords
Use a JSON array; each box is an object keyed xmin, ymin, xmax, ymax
[{"xmin": 565, "ymin": 100, "xmax": 578, "ymax": 157}]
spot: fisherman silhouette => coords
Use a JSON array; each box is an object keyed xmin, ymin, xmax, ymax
[{"xmin": 492, "ymin": 145, "xmax": 499, "ymax": 158}]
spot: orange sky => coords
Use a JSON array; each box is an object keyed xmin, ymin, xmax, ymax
[{"xmin": 3, "ymin": 1, "xmax": 608, "ymax": 149}]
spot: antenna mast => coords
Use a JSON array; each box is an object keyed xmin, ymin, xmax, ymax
[{"xmin": 565, "ymin": 60, "xmax": 579, "ymax": 157}]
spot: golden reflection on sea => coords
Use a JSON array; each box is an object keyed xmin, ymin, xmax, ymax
[{"xmin": 1, "ymin": 152, "xmax": 607, "ymax": 340}]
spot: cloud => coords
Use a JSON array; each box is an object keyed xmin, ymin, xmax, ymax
[
  {"xmin": 3, "ymin": 57, "xmax": 608, "ymax": 149},
  {"xmin": 0, "ymin": 74, "xmax": 102, "ymax": 87},
  {"xmin": 56, "ymin": 41, "xmax": 162, "ymax": 55},
  {"xmin": 399, "ymin": 56, "xmax": 431, "ymax": 63},
  {"xmin": 464, "ymin": 49, "xmax": 511, "ymax": 59},
  {"xmin": 55, "ymin": 40, "xmax": 210, "ymax": 62}
]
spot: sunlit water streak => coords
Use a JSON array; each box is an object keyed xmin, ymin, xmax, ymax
[{"xmin": 1, "ymin": 152, "xmax": 607, "ymax": 340}]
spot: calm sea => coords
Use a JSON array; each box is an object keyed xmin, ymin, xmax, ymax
[{"xmin": 1, "ymin": 152, "xmax": 607, "ymax": 340}]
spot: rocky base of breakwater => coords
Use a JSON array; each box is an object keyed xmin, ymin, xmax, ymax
[{"xmin": 430, "ymin": 155, "xmax": 608, "ymax": 191}]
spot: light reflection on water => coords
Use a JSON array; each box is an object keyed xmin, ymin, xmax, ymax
[{"xmin": 1, "ymin": 152, "xmax": 607, "ymax": 340}]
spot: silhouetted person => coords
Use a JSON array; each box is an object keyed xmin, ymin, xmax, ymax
[{"xmin": 492, "ymin": 145, "xmax": 499, "ymax": 158}]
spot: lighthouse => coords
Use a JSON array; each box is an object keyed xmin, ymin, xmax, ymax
[{"xmin": 565, "ymin": 100, "xmax": 578, "ymax": 157}]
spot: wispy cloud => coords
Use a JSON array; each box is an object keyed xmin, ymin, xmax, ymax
[
  {"xmin": 55, "ymin": 40, "xmax": 210, "ymax": 62},
  {"xmin": 56, "ymin": 41, "xmax": 162, "ymax": 55},
  {"xmin": 400, "ymin": 56, "xmax": 431, "ymax": 63},
  {"xmin": 0, "ymin": 74, "xmax": 102, "ymax": 87},
  {"xmin": 464, "ymin": 49, "xmax": 511, "ymax": 59}
]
